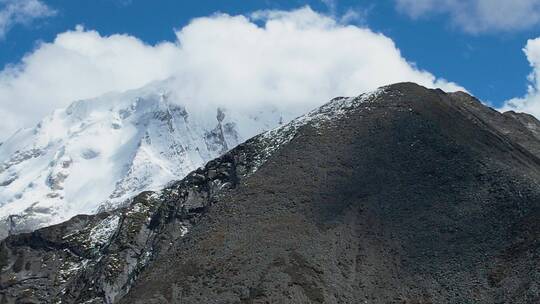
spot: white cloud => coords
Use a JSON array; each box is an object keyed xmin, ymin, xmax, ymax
[
  {"xmin": 0, "ymin": 0, "xmax": 56, "ymax": 39},
  {"xmin": 501, "ymin": 38, "xmax": 540, "ymax": 116},
  {"xmin": 396, "ymin": 0, "xmax": 540, "ymax": 33},
  {"xmin": 0, "ymin": 6, "xmax": 463, "ymax": 139},
  {"xmin": 320, "ymin": 0, "xmax": 337, "ymax": 13},
  {"xmin": 317, "ymin": 0, "xmax": 369, "ymax": 25}
]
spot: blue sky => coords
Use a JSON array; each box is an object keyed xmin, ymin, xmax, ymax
[{"xmin": 2, "ymin": 0, "xmax": 540, "ymax": 138}]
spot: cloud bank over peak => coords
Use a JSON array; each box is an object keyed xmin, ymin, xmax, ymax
[
  {"xmin": 395, "ymin": 0, "xmax": 540, "ymax": 33},
  {"xmin": 0, "ymin": 6, "xmax": 463, "ymax": 139}
]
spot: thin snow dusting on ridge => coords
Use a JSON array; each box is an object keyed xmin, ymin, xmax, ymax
[{"xmin": 249, "ymin": 88, "xmax": 386, "ymax": 174}]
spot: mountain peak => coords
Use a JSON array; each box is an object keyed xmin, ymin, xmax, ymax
[{"xmin": 0, "ymin": 80, "xmax": 288, "ymax": 239}]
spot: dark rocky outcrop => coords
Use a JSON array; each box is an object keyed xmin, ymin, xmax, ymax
[{"xmin": 2, "ymin": 83, "xmax": 540, "ymax": 303}]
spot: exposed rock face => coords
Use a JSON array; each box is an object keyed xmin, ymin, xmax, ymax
[{"xmin": 2, "ymin": 83, "xmax": 540, "ymax": 303}]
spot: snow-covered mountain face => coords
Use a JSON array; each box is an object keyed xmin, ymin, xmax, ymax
[{"xmin": 0, "ymin": 79, "xmax": 292, "ymax": 239}]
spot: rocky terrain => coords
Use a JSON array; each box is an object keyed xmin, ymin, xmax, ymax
[{"xmin": 2, "ymin": 83, "xmax": 540, "ymax": 303}]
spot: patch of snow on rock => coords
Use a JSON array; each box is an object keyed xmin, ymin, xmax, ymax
[{"xmin": 89, "ymin": 214, "xmax": 120, "ymax": 247}]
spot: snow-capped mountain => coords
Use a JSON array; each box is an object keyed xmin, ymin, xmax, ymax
[
  {"xmin": 0, "ymin": 79, "xmax": 293, "ymax": 238},
  {"xmin": 5, "ymin": 83, "xmax": 540, "ymax": 304}
]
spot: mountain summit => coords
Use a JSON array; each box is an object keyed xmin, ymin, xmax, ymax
[{"xmin": 2, "ymin": 83, "xmax": 540, "ymax": 303}]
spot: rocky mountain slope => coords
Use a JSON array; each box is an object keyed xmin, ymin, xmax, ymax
[
  {"xmin": 2, "ymin": 83, "xmax": 540, "ymax": 303},
  {"xmin": 0, "ymin": 79, "xmax": 292, "ymax": 239}
]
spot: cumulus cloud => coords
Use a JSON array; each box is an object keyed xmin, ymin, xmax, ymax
[
  {"xmin": 396, "ymin": 0, "xmax": 540, "ymax": 33},
  {"xmin": 0, "ymin": 0, "xmax": 56, "ymax": 39},
  {"xmin": 501, "ymin": 38, "xmax": 540, "ymax": 116},
  {"xmin": 0, "ymin": 6, "xmax": 463, "ymax": 139}
]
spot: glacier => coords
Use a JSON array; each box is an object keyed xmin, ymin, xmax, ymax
[{"xmin": 0, "ymin": 78, "xmax": 297, "ymax": 238}]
